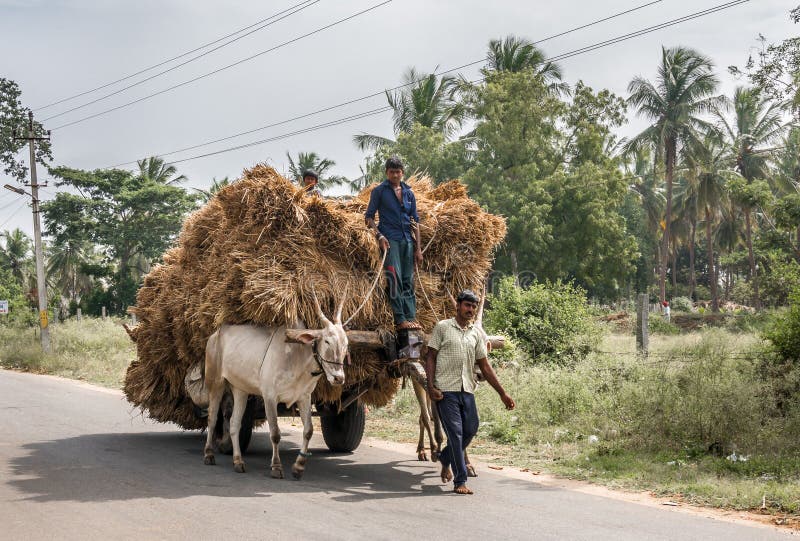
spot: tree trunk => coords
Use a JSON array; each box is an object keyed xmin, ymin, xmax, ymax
[
  {"xmin": 705, "ymin": 207, "xmax": 719, "ymax": 312},
  {"xmin": 511, "ymin": 250, "xmax": 519, "ymax": 286},
  {"xmin": 744, "ymin": 207, "xmax": 760, "ymax": 310},
  {"xmin": 671, "ymin": 235, "xmax": 677, "ymax": 293},
  {"xmin": 660, "ymin": 139, "xmax": 675, "ymax": 303},
  {"xmin": 689, "ymin": 218, "xmax": 696, "ymax": 301}
]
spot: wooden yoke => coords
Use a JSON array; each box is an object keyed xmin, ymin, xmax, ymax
[{"xmin": 284, "ymin": 328, "xmax": 506, "ymax": 351}]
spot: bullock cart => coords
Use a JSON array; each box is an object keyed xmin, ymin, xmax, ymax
[{"xmin": 182, "ymin": 328, "xmax": 505, "ymax": 455}]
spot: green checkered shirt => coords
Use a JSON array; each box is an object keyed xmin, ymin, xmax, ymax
[{"xmin": 427, "ymin": 318, "xmax": 488, "ymax": 393}]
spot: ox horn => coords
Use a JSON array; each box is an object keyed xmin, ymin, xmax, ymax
[
  {"xmin": 310, "ymin": 283, "xmax": 331, "ymax": 326},
  {"xmin": 335, "ymin": 283, "xmax": 349, "ymax": 324}
]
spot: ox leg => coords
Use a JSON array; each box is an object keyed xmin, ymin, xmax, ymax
[
  {"xmin": 204, "ymin": 384, "xmax": 223, "ymax": 466},
  {"xmin": 229, "ymin": 387, "xmax": 249, "ymax": 473},
  {"xmin": 264, "ymin": 398, "xmax": 284, "ymax": 479},
  {"xmin": 465, "ymin": 448, "xmax": 477, "ymax": 477},
  {"xmin": 291, "ymin": 397, "xmax": 313, "ymax": 480},
  {"xmin": 430, "ymin": 397, "xmax": 444, "ymax": 463},
  {"xmin": 410, "ymin": 377, "xmax": 433, "ymax": 461}
]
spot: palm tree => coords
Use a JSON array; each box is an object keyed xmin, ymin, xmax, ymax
[
  {"xmin": 626, "ymin": 46, "xmax": 721, "ymax": 302},
  {"xmin": 285, "ymin": 152, "xmax": 348, "ymax": 191},
  {"xmin": 353, "ymin": 68, "xmax": 466, "ymax": 151},
  {"xmin": 626, "ymin": 145, "xmax": 666, "ymax": 284},
  {"xmin": 196, "ymin": 177, "xmax": 232, "ymax": 203},
  {"xmin": 674, "ymin": 172, "xmax": 699, "ymax": 299},
  {"xmin": 685, "ymin": 136, "xmax": 736, "ymax": 311},
  {"xmin": 137, "ymin": 156, "xmax": 187, "ymax": 185},
  {"xmin": 483, "ymin": 35, "xmax": 569, "ymax": 95},
  {"xmin": 46, "ymin": 239, "xmax": 94, "ymax": 305},
  {"xmin": 0, "ymin": 228, "xmax": 34, "ymax": 287},
  {"xmin": 714, "ymin": 87, "xmax": 787, "ymax": 308}
]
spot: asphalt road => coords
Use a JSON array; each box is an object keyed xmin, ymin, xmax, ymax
[{"xmin": 0, "ymin": 369, "xmax": 793, "ymax": 541}]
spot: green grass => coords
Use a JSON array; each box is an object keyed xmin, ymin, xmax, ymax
[
  {"xmin": 367, "ymin": 328, "xmax": 800, "ymax": 516},
  {"xmin": 0, "ymin": 318, "xmax": 135, "ymax": 388}
]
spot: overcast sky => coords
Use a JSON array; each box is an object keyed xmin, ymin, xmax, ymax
[{"xmin": 0, "ymin": 0, "xmax": 796, "ymax": 237}]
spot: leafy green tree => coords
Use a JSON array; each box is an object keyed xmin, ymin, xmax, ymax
[
  {"xmin": 714, "ymin": 87, "xmax": 788, "ymax": 308},
  {"xmin": 353, "ymin": 69, "xmax": 466, "ymax": 151},
  {"xmin": 463, "ymin": 70, "xmax": 562, "ymax": 276},
  {"xmin": 286, "ymin": 152, "xmax": 347, "ymax": 191},
  {"xmin": 137, "ymin": 156, "xmax": 187, "ymax": 185},
  {"xmin": 0, "ymin": 228, "xmax": 33, "ymax": 288},
  {"xmin": 0, "ymin": 78, "xmax": 51, "ymax": 183},
  {"xmin": 46, "ymin": 238, "xmax": 96, "ymax": 306},
  {"xmin": 627, "ymin": 46, "xmax": 722, "ymax": 302},
  {"xmin": 42, "ymin": 167, "xmax": 197, "ymax": 313},
  {"xmin": 483, "ymin": 35, "xmax": 569, "ymax": 95},
  {"xmin": 357, "ymin": 123, "xmax": 470, "ymax": 188},
  {"xmin": 0, "ymin": 267, "xmax": 34, "ymax": 325}
]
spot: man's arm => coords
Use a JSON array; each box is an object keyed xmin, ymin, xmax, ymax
[
  {"xmin": 425, "ymin": 346, "xmax": 443, "ymax": 401},
  {"xmin": 365, "ymin": 188, "xmax": 389, "ymax": 251},
  {"xmin": 476, "ymin": 357, "xmax": 515, "ymax": 410}
]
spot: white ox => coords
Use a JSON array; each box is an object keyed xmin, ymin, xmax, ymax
[{"xmin": 203, "ymin": 289, "xmax": 348, "ymax": 480}]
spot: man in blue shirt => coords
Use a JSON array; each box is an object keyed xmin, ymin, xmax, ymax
[{"xmin": 365, "ymin": 156, "xmax": 423, "ymax": 330}]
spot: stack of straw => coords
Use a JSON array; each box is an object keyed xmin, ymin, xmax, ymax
[{"xmin": 123, "ymin": 165, "xmax": 506, "ymax": 428}]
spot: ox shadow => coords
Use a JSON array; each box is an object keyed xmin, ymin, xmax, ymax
[{"xmin": 8, "ymin": 429, "xmax": 453, "ymax": 503}]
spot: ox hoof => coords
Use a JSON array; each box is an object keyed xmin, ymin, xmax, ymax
[
  {"xmin": 431, "ymin": 451, "xmax": 440, "ymax": 463},
  {"xmin": 270, "ymin": 467, "xmax": 284, "ymax": 479},
  {"xmin": 291, "ymin": 467, "xmax": 305, "ymax": 480},
  {"xmin": 417, "ymin": 451, "xmax": 428, "ymax": 462},
  {"xmin": 204, "ymin": 455, "xmax": 216, "ymax": 466},
  {"xmin": 234, "ymin": 462, "xmax": 246, "ymax": 473},
  {"xmin": 467, "ymin": 464, "xmax": 477, "ymax": 477}
]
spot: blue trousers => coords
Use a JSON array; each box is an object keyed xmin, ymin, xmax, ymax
[
  {"xmin": 384, "ymin": 239, "xmax": 416, "ymax": 324},
  {"xmin": 436, "ymin": 391, "xmax": 479, "ymax": 487}
]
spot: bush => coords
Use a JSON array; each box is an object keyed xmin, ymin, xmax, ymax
[
  {"xmin": 648, "ymin": 316, "xmax": 680, "ymax": 335},
  {"xmin": 670, "ymin": 296, "xmax": 693, "ymax": 312},
  {"xmin": 485, "ymin": 277, "xmax": 598, "ymax": 364},
  {"xmin": 764, "ymin": 288, "xmax": 800, "ymax": 364}
]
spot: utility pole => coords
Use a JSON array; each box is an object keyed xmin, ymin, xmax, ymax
[{"xmin": 13, "ymin": 111, "xmax": 51, "ymax": 352}]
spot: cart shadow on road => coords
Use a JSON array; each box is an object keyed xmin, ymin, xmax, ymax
[{"xmin": 7, "ymin": 430, "xmax": 513, "ymax": 503}]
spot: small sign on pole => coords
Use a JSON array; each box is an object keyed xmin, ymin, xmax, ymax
[{"xmin": 0, "ymin": 300, "xmax": 8, "ymax": 315}]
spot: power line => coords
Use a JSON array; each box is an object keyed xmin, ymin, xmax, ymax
[
  {"xmin": 102, "ymin": 0, "xmax": 669, "ymax": 168},
  {"xmin": 0, "ymin": 199, "xmax": 28, "ymax": 230},
  {"xmin": 49, "ymin": 1, "xmax": 392, "ymax": 131},
  {"xmin": 128, "ymin": 0, "xmax": 752, "ymax": 168},
  {"xmin": 167, "ymin": 106, "xmax": 393, "ymax": 164},
  {"xmin": 34, "ymin": 0, "xmax": 319, "ymax": 111},
  {"xmin": 40, "ymin": 0, "xmax": 321, "ymax": 121}
]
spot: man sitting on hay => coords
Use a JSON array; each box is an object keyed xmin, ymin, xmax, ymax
[{"xmin": 365, "ymin": 156, "xmax": 423, "ymax": 330}]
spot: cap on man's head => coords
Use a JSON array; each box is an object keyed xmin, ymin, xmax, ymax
[
  {"xmin": 456, "ymin": 289, "xmax": 480, "ymax": 303},
  {"xmin": 302, "ymin": 169, "xmax": 319, "ymax": 180}
]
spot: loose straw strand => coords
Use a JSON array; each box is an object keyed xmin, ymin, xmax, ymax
[{"xmin": 343, "ymin": 249, "xmax": 388, "ymax": 327}]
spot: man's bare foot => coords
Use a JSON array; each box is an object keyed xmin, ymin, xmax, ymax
[
  {"xmin": 454, "ymin": 485, "xmax": 473, "ymax": 495},
  {"xmin": 396, "ymin": 321, "xmax": 412, "ymax": 330},
  {"xmin": 440, "ymin": 463, "xmax": 453, "ymax": 484}
]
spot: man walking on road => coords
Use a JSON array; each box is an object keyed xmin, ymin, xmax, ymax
[
  {"xmin": 425, "ymin": 289, "xmax": 515, "ymax": 495},
  {"xmin": 365, "ymin": 156, "xmax": 423, "ymax": 330}
]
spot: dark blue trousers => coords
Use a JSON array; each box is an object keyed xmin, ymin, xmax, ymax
[{"xmin": 436, "ymin": 391, "xmax": 480, "ymax": 487}]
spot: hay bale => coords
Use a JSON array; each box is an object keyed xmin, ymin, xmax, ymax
[{"xmin": 124, "ymin": 165, "xmax": 505, "ymax": 428}]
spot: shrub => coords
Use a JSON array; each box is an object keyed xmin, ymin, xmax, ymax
[
  {"xmin": 670, "ymin": 296, "xmax": 693, "ymax": 312},
  {"xmin": 648, "ymin": 316, "xmax": 680, "ymax": 335},
  {"xmin": 764, "ymin": 288, "xmax": 800, "ymax": 364},
  {"xmin": 485, "ymin": 277, "xmax": 598, "ymax": 364}
]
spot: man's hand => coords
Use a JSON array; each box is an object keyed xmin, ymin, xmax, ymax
[
  {"xmin": 379, "ymin": 236, "xmax": 390, "ymax": 252},
  {"xmin": 428, "ymin": 386, "xmax": 443, "ymax": 402},
  {"xmin": 414, "ymin": 247, "xmax": 423, "ymax": 266},
  {"xmin": 500, "ymin": 393, "xmax": 515, "ymax": 410}
]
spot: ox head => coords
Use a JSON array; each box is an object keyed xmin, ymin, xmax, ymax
[{"xmin": 295, "ymin": 285, "xmax": 349, "ymax": 386}]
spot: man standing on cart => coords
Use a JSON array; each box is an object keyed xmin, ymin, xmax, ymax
[{"xmin": 365, "ymin": 156, "xmax": 423, "ymax": 330}]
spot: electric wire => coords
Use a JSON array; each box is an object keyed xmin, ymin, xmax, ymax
[
  {"xmin": 0, "ymin": 200, "xmax": 28, "ymax": 230},
  {"xmin": 128, "ymin": 0, "xmax": 752, "ymax": 167},
  {"xmin": 33, "ymin": 0, "xmax": 319, "ymax": 111},
  {"xmin": 40, "ymin": 0, "xmax": 322, "ymax": 121},
  {"xmin": 49, "ymin": 1, "xmax": 393, "ymax": 131}
]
